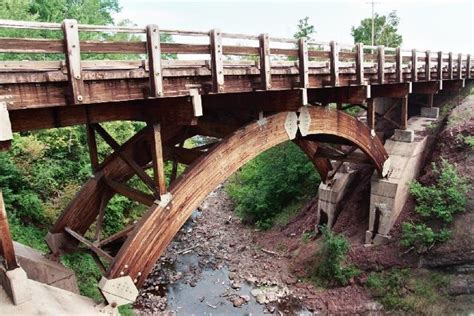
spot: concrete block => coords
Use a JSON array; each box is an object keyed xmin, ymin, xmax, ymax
[
  {"xmin": 420, "ymin": 107, "xmax": 439, "ymax": 119},
  {"xmin": 373, "ymin": 233, "xmax": 391, "ymax": 246},
  {"xmin": 0, "ymin": 267, "xmax": 32, "ymax": 305},
  {"xmin": 393, "ymin": 129, "xmax": 414, "ymax": 143},
  {"xmin": 14, "ymin": 242, "xmax": 79, "ymax": 293}
]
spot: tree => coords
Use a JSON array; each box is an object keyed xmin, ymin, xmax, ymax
[
  {"xmin": 293, "ymin": 16, "xmax": 315, "ymax": 40},
  {"xmin": 351, "ymin": 10, "xmax": 403, "ymax": 47}
]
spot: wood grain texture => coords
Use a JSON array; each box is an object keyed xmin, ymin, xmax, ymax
[{"xmin": 107, "ymin": 107, "xmax": 389, "ymax": 286}]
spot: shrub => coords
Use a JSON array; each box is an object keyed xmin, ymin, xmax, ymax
[
  {"xmin": 400, "ymin": 223, "xmax": 451, "ymax": 252},
  {"xmin": 313, "ymin": 226, "xmax": 359, "ymax": 286},
  {"xmin": 409, "ymin": 159, "xmax": 469, "ymax": 222},
  {"xmin": 227, "ymin": 141, "xmax": 320, "ymax": 228}
]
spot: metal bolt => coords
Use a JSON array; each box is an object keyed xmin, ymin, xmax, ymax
[
  {"xmin": 76, "ymin": 95, "xmax": 83, "ymax": 102},
  {"xmin": 124, "ymin": 264, "xmax": 129, "ymax": 269},
  {"xmin": 120, "ymin": 271, "xmax": 124, "ymax": 276},
  {"xmin": 75, "ymin": 75, "xmax": 81, "ymax": 80}
]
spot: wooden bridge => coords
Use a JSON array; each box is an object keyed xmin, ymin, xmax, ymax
[{"xmin": 0, "ymin": 18, "xmax": 472, "ymax": 307}]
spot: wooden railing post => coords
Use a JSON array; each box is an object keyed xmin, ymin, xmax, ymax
[
  {"xmin": 448, "ymin": 52, "xmax": 453, "ymax": 79},
  {"xmin": 437, "ymin": 51, "xmax": 443, "ymax": 80},
  {"xmin": 298, "ymin": 38, "xmax": 309, "ymax": 88},
  {"xmin": 0, "ymin": 190, "xmax": 18, "ymax": 271},
  {"xmin": 259, "ymin": 33, "xmax": 271, "ymax": 90},
  {"xmin": 411, "ymin": 49, "xmax": 417, "ymax": 82},
  {"xmin": 396, "ymin": 47, "xmax": 402, "ymax": 83},
  {"xmin": 467, "ymin": 54, "xmax": 471, "ymax": 79},
  {"xmin": 330, "ymin": 41, "xmax": 339, "ymax": 86},
  {"xmin": 425, "ymin": 50, "xmax": 431, "ymax": 81},
  {"xmin": 377, "ymin": 45, "xmax": 385, "ymax": 84},
  {"xmin": 146, "ymin": 24, "xmax": 163, "ymax": 97},
  {"xmin": 457, "ymin": 53, "xmax": 463, "ymax": 79},
  {"xmin": 355, "ymin": 43, "xmax": 364, "ymax": 85},
  {"xmin": 209, "ymin": 29, "xmax": 224, "ymax": 93},
  {"xmin": 62, "ymin": 19, "xmax": 85, "ymax": 105}
]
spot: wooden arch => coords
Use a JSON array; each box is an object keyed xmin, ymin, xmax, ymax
[{"xmin": 107, "ymin": 107, "xmax": 389, "ymax": 286}]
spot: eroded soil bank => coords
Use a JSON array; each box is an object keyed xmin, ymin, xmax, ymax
[{"xmin": 135, "ymin": 93, "xmax": 474, "ymax": 315}]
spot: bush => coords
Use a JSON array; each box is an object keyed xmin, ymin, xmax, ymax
[
  {"xmin": 313, "ymin": 226, "xmax": 359, "ymax": 286},
  {"xmin": 227, "ymin": 141, "xmax": 320, "ymax": 228},
  {"xmin": 409, "ymin": 159, "xmax": 469, "ymax": 222},
  {"xmin": 400, "ymin": 223, "xmax": 451, "ymax": 252}
]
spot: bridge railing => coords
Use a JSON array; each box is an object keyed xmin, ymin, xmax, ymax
[{"xmin": 0, "ymin": 18, "xmax": 472, "ymax": 108}]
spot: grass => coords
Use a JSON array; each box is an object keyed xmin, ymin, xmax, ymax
[
  {"xmin": 273, "ymin": 198, "xmax": 307, "ymax": 227},
  {"xmin": 366, "ymin": 268, "xmax": 452, "ymax": 314}
]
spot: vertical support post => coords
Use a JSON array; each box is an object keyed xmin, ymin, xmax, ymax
[
  {"xmin": 400, "ymin": 96, "xmax": 408, "ymax": 130},
  {"xmin": 298, "ymin": 38, "xmax": 309, "ymax": 88},
  {"xmin": 259, "ymin": 33, "xmax": 271, "ymax": 90},
  {"xmin": 467, "ymin": 54, "xmax": 471, "ymax": 79},
  {"xmin": 411, "ymin": 49, "xmax": 417, "ymax": 82},
  {"xmin": 427, "ymin": 94, "xmax": 434, "ymax": 108},
  {"xmin": 425, "ymin": 50, "xmax": 431, "ymax": 81},
  {"xmin": 209, "ymin": 29, "xmax": 224, "ymax": 93},
  {"xmin": 367, "ymin": 98, "xmax": 375, "ymax": 132},
  {"xmin": 150, "ymin": 123, "xmax": 167, "ymax": 196},
  {"xmin": 62, "ymin": 19, "xmax": 84, "ymax": 105},
  {"xmin": 355, "ymin": 43, "xmax": 364, "ymax": 85},
  {"xmin": 377, "ymin": 45, "xmax": 385, "ymax": 84},
  {"xmin": 86, "ymin": 124, "xmax": 99, "ymax": 172},
  {"xmin": 448, "ymin": 52, "xmax": 453, "ymax": 79},
  {"xmin": 457, "ymin": 53, "xmax": 463, "ymax": 79},
  {"xmin": 146, "ymin": 24, "xmax": 163, "ymax": 97},
  {"xmin": 395, "ymin": 47, "xmax": 402, "ymax": 83},
  {"xmin": 437, "ymin": 51, "xmax": 443, "ymax": 80},
  {"xmin": 0, "ymin": 190, "xmax": 18, "ymax": 271},
  {"xmin": 330, "ymin": 41, "xmax": 339, "ymax": 86},
  {"xmin": 336, "ymin": 102, "xmax": 342, "ymax": 110}
]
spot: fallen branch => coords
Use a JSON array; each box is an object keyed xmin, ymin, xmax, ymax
[
  {"xmin": 176, "ymin": 245, "xmax": 197, "ymax": 255},
  {"xmin": 261, "ymin": 248, "xmax": 281, "ymax": 256}
]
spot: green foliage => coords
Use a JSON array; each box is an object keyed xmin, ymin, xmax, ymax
[
  {"xmin": 61, "ymin": 252, "xmax": 103, "ymax": 301},
  {"xmin": 227, "ymin": 141, "xmax": 320, "ymax": 229},
  {"xmin": 409, "ymin": 159, "xmax": 469, "ymax": 222},
  {"xmin": 313, "ymin": 226, "xmax": 359, "ymax": 286},
  {"xmin": 366, "ymin": 269, "xmax": 450, "ymax": 313},
  {"xmin": 402, "ymin": 159, "xmax": 469, "ymax": 252},
  {"xmin": 401, "ymin": 223, "xmax": 451, "ymax": 251},
  {"xmin": 351, "ymin": 11, "xmax": 403, "ymax": 47},
  {"xmin": 293, "ymin": 17, "xmax": 315, "ymax": 40}
]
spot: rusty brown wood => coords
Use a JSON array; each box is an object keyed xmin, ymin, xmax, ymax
[
  {"xmin": 146, "ymin": 24, "xmax": 163, "ymax": 97},
  {"xmin": 259, "ymin": 33, "xmax": 271, "ymax": 90},
  {"xmin": 411, "ymin": 49, "xmax": 417, "ymax": 82},
  {"xmin": 457, "ymin": 53, "xmax": 463, "ymax": 79},
  {"xmin": 292, "ymin": 139, "xmax": 332, "ymax": 181},
  {"xmin": 0, "ymin": 190, "xmax": 18, "ymax": 270},
  {"xmin": 298, "ymin": 38, "xmax": 309, "ymax": 88},
  {"xmin": 395, "ymin": 47, "xmax": 403, "ymax": 83},
  {"xmin": 401, "ymin": 96, "xmax": 408, "ymax": 130},
  {"xmin": 210, "ymin": 29, "xmax": 224, "ymax": 93},
  {"xmin": 330, "ymin": 41, "xmax": 339, "ymax": 86},
  {"xmin": 150, "ymin": 123, "xmax": 167, "ymax": 196},
  {"xmin": 62, "ymin": 19, "xmax": 85, "ymax": 104},
  {"xmin": 355, "ymin": 43, "xmax": 364, "ymax": 85},
  {"xmin": 438, "ymin": 51, "xmax": 443, "ymax": 80},
  {"xmin": 107, "ymin": 107, "xmax": 388, "ymax": 286},
  {"xmin": 425, "ymin": 50, "xmax": 431, "ymax": 81},
  {"xmin": 448, "ymin": 52, "xmax": 453, "ymax": 79},
  {"xmin": 367, "ymin": 98, "xmax": 375, "ymax": 131},
  {"xmin": 377, "ymin": 46, "xmax": 385, "ymax": 84},
  {"xmin": 64, "ymin": 227, "xmax": 114, "ymax": 263}
]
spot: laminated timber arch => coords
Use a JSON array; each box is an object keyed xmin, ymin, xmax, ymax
[{"xmin": 107, "ymin": 106, "xmax": 389, "ymax": 287}]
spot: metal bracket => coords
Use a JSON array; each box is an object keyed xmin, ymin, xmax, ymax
[
  {"xmin": 284, "ymin": 112, "xmax": 298, "ymax": 140},
  {"xmin": 257, "ymin": 111, "xmax": 267, "ymax": 127},
  {"xmin": 381, "ymin": 156, "xmax": 391, "ymax": 178},
  {"xmin": 297, "ymin": 106, "xmax": 311, "ymax": 137},
  {"xmin": 156, "ymin": 192, "xmax": 172, "ymax": 208},
  {"xmin": 99, "ymin": 276, "xmax": 139, "ymax": 307},
  {"xmin": 189, "ymin": 88, "xmax": 203, "ymax": 117}
]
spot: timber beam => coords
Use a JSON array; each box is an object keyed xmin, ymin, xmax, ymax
[
  {"xmin": 307, "ymin": 85, "xmax": 369, "ymax": 105},
  {"xmin": 411, "ymin": 80, "xmax": 441, "ymax": 95},
  {"xmin": 441, "ymin": 79, "xmax": 465, "ymax": 93},
  {"xmin": 371, "ymin": 82, "xmax": 411, "ymax": 99}
]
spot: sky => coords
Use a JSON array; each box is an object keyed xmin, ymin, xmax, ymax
[{"xmin": 114, "ymin": 0, "xmax": 474, "ymax": 54}]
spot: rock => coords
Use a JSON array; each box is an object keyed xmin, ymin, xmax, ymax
[
  {"xmin": 189, "ymin": 281, "xmax": 197, "ymax": 287},
  {"xmin": 256, "ymin": 293, "xmax": 266, "ymax": 304},
  {"xmin": 240, "ymin": 295, "xmax": 251, "ymax": 302},
  {"xmin": 232, "ymin": 296, "xmax": 246, "ymax": 307},
  {"xmin": 448, "ymin": 275, "xmax": 474, "ymax": 296},
  {"xmin": 231, "ymin": 281, "xmax": 241, "ymax": 289},
  {"xmin": 265, "ymin": 291, "xmax": 278, "ymax": 302},
  {"xmin": 267, "ymin": 305, "xmax": 276, "ymax": 313},
  {"xmin": 251, "ymin": 289, "xmax": 263, "ymax": 297},
  {"xmin": 228, "ymin": 272, "xmax": 237, "ymax": 280}
]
